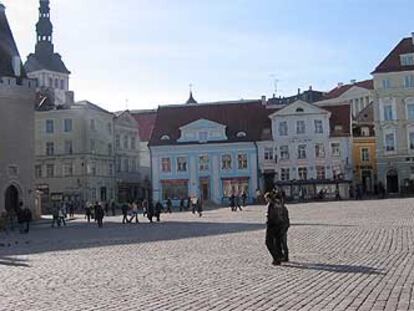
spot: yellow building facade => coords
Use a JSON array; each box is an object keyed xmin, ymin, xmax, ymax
[{"xmin": 352, "ymin": 136, "xmax": 377, "ymax": 193}]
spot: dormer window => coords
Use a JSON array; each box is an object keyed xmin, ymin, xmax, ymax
[
  {"xmin": 236, "ymin": 131, "xmax": 247, "ymax": 138},
  {"xmin": 296, "ymin": 107, "xmax": 304, "ymax": 113},
  {"xmin": 401, "ymin": 54, "xmax": 414, "ymax": 66},
  {"xmin": 161, "ymin": 135, "xmax": 170, "ymax": 141}
]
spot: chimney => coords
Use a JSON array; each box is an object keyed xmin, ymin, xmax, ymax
[
  {"xmin": 350, "ymin": 79, "xmax": 356, "ymax": 84},
  {"xmin": 309, "ymin": 85, "xmax": 313, "ymax": 91},
  {"xmin": 261, "ymin": 95, "xmax": 267, "ymax": 106},
  {"xmin": 12, "ymin": 56, "xmax": 21, "ymax": 77},
  {"xmin": 338, "ymin": 82, "xmax": 344, "ymax": 88}
]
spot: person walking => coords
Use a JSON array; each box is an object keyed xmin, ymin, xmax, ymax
[
  {"xmin": 142, "ymin": 199, "xmax": 148, "ymax": 217},
  {"xmin": 23, "ymin": 205, "xmax": 32, "ymax": 234},
  {"xmin": 166, "ymin": 198, "xmax": 173, "ymax": 213},
  {"xmin": 280, "ymin": 201, "xmax": 290, "ymax": 262},
  {"xmin": 196, "ymin": 197, "xmax": 203, "ymax": 217},
  {"xmin": 235, "ymin": 194, "xmax": 243, "ymax": 211},
  {"xmin": 51, "ymin": 203, "xmax": 60, "ymax": 227},
  {"xmin": 85, "ymin": 203, "xmax": 92, "ymax": 223},
  {"xmin": 59, "ymin": 204, "xmax": 67, "ymax": 226},
  {"xmin": 265, "ymin": 191, "xmax": 287, "ymax": 266},
  {"xmin": 95, "ymin": 202, "xmax": 104, "ymax": 228},
  {"xmin": 241, "ymin": 191, "xmax": 247, "ymax": 207},
  {"xmin": 147, "ymin": 201, "xmax": 154, "ymax": 223},
  {"xmin": 179, "ymin": 198, "xmax": 185, "ymax": 212},
  {"xmin": 121, "ymin": 202, "xmax": 129, "ymax": 224},
  {"xmin": 129, "ymin": 201, "xmax": 139, "ymax": 224},
  {"xmin": 230, "ymin": 194, "xmax": 236, "ymax": 212},
  {"xmin": 191, "ymin": 196, "xmax": 198, "ymax": 214},
  {"xmin": 186, "ymin": 197, "xmax": 191, "ymax": 211},
  {"xmin": 155, "ymin": 201, "xmax": 163, "ymax": 222},
  {"xmin": 111, "ymin": 200, "xmax": 116, "ymax": 216},
  {"xmin": 16, "ymin": 203, "xmax": 25, "ymax": 234}
]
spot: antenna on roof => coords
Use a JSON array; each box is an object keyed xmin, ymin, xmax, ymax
[
  {"xmin": 270, "ymin": 74, "xmax": 279, "ymax": 98},
  {"xmin": 125, "ymin": 98, "xmax": 129, "ymax": 110}
]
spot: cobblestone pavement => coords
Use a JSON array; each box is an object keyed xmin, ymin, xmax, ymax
[{"xmin": 2, "ymin": 199, "xmax": 414, "ymax": 311}]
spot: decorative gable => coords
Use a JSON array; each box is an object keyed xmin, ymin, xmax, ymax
[
  {"xmin": 178, "ymin": 118, "xmax": 228, "ymax": 143},
  {"xmin": 269, "ymin": 100, "xmax": 331, "ymax": 118}
]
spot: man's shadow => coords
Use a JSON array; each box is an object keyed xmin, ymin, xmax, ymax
[
  {"xmin": 0, "ymin": 256, "xmax": 30, "ymax": 268},
  {"xmin": 282, "ymin": 261, "xmax": 384, "ymax": 275}
]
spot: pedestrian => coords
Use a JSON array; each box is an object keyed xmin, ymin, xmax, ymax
[
  {"xmin": 235, "ymin": 194, "xmax": 243, "ymax": 211},
  {"xmin": 265, "ymin": 191, "xmax": 287, "ymax": 266},
  {"xmin": 59, "ymin": 204, "xmax": 67, "ymax": 226},
  {"xmin": 69, "ymin": 201, "xmax": 75, "ymax": 218},
  {"xmin": 256, "ymin": 189, "xmax": 262, "ymax": 204},
  {"xmin": 280, "ymin": 201, "xmax": 290, "ymax": 262},
  {"xmin": 166, "ymin": 198, "xmax": 173, "ymax": 213},
  {"xmin": 230, "ymin": 194, "xmax": 236, "ymax": 212},
  {"xmin": 155, "ymin": 201, "xmax": 163, "ymax": 222},
  {"xmin": 191, "ymin": 196, "xmax": 197, "ymax": 214},
  {"xmin": 241, "ymin": 191, "xmax": 247, "ymax": 207},
  {"xmin": 129, "ymin": 201, "xmax": 139, "ymax": 224},
  {"xmin": 186, "ymin": 197, "xmax": 191, "ymax": 211},
  {"xmin": 16, "ymin": 202, "xmax": 25, "ymax": 234},
  {"xmin": 196, "ymin": 197, "xmax": 203, "ymax": 217},
  {"xmin": 104, "ymin": 201, "xmax": 109, "ymax": 216},
  {"xmin": 121, "ymin": 202, "xmax": 129, "ymax": 224},
  {"xmin": 379, "ymin": 182, "xmax": 386, "ymax": 199},
  {"xmin": 95, "ymin": 202, "xmax": 104, "ymax": 228},
  {"xmin": 142, "ymin": 199, "xmax": 148, "ymax": 217},
  {"xmin": 23, "ymin": 205, "xmax": 32, "ymax": 234},
  {"xmin": 85, "ymin": 203, "xmax": 92, "ymax": 223},
  {"xmin": 51, "ymin": 203, "xmax": 60, "ymax": 227},
  {"xmin": 179, "ymin": 198, "xmax": 185, "ymax": 212},
  {"xmin": 111, "ymin": 200, "xmax": 116, "ymax": 216},
  {"xmin": 147, "ymin": 201, "xmax": 154, "ymax": 223},
  {"xmin": 356, "ymin": 185, "xmax": 363, "ymax": 200}
]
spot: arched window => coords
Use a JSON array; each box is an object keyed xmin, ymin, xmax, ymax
[
  {"xmin": 236, "ymin": 131, "xmax": 247, "ymax": 138},
  {"xmin": 161, "ymin": 135, "xmax": 171, "ymax": 141},
  {"xmin": 296, "ymin": 107, "xmax": 304, "ymax": 113}
]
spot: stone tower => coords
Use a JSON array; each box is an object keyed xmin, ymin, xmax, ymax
[
  {"xmin": 0, "ymin": 2, "xmax": 38, "ymax": 217},
  {"xmin": 24, "ymin": 0, "xmax": 72, "ymax": 107}
]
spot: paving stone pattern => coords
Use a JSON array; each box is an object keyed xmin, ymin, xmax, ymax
[{"xmin": 1, "ymin": 199, "xmax": 414, "ymax": 311}]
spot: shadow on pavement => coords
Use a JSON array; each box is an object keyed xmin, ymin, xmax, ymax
[
  {"xmin": 283, "ymin": 261, "xmax": 385, "ymax": 275},
  {"xmin": 0, "ymin": 221, "xmax": 265, "ymax": 257},
  {"xmin": 292, "ymin": 223, "xmax": 356, "ymax": 228},
  {"xmin": 0, "ymin": 256, "xmax": 30, "ymax": 268}
]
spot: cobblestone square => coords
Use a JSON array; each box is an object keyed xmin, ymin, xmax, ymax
[{"xmin": 1, "ymin": 199, "xmax": 414, "ymax": 311}]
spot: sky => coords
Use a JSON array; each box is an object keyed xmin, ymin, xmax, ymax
[{"xmin": 2, "ymin": 0, "xmax": 414, "ymax": 111}]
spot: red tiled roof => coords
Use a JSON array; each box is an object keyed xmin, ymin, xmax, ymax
[
  {"xmin": 150, "ymin": 101, "xmax": 271, "ymax": 146},
  {"xmin": 373, "ymin": 37, "xmax": 414, "ymax": 74},
  {"xmin": 324, "ymin": 80, "xmax": 373, "ymax": 99},
  {"xmin": 131, "ymin": 110, "xmax": 157, "ymax": 142},
  {"xmin": 149, "ymin": 101, "xmax": 351, "ymax": 146}
]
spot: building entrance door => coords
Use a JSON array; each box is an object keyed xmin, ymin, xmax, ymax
[
  {"xmin": 362, "ymin": 170, "xmax": 373, "ymax": 193},
  {"xmin": 5, "ymin": 185, "xmax": 19, "ymax": 214},
  {"xmin": 200, "ymin": 179, "xmax": 210, "ymax": 201},
  {"xmin": 100, "ymin": 187, "xmax": 107, "ymax": 202},
  {"xmin": 386, "ymin": 170, "xmax": 399, "ymax": 193}
]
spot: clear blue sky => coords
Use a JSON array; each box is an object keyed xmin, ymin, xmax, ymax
[{"xmin": 3, "ymin": 0, "xmax": 414, "ymax": 111}]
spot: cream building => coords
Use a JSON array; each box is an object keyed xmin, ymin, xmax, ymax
[
  {"xmin": 0, "ymin": 3, "xmax": 39, "ymax": 217},
  {"xmin": 373, "ymin": 33, "xmax": 414, "ymax": 193},
  {"xmin": 35, "ymin": 102, "xmax": 116, "ymax": 207}
]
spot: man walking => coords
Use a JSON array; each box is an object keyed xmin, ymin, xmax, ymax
[
  {"xmin": 95, "ymin": 202, "xmax": 104, "ymax": 228},
  {"xmin": 155, "ymin": 201, "xmax": 163, "ymax": 222},
  {"xmin": 121, "ymin": 202, "xmax": 129, "ymax": 224},
  {"xmin": 265, "ymin": 191, "xmax": 287, "ymax": 266}
]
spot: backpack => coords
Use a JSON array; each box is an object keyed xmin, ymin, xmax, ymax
[{"xmin": 268, "ymin": 201, "xmax": 285, "ymax": 225}]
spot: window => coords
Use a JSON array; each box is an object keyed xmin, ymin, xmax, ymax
[
  {"xmin": 90, "ymin": 188, "xmax": 97, "ymax": 202},
  {"xmin": 315, "ymin": 143, "xmax": 325, "ymax": 158},
  {"xmin": 281, "ymin": 168, "xmax": 290, "ymax": 181},
  {"xmin": 115, "ymin": 135, "xmax": 121, "ymax": 149},
  {"xmin": 48, "ymin": 77, "xmax": 53, "ymax": 87},
  {"xmin": 123, "ymin": 135, "xmax": 128, "ymax": 149},
  {"xmin": 109, "ymin": 163, "xmax": 113, "ymax": 176},
  {"xmin": 116, "ymin": 157, "xmax": 121, "ymax": 173},
  {"xmin": 280, "ymin": 146, "xmax": 289, "ymax": 160},
  {"xmin": 331, "ymin": 143, "xmax": 341, "ymax": 157},
  {"xmin": 131, "ymin": 158, "xmax": 137, "ymax": 172},
  {"xmin": 298, "ymin": 167, "xmax": 307, "ymax": 180},
  {"xmin": 296, "ymin": 108, "xmax": 304, "ymax": 113},
  {"xmin": 46, "ymin": 142, "xmax": 54, "ymax": 156},
  {"xmin": 264, "ymin": 147, "xmax": 273, "ymax": 160},
  {"xmin": 177, "ymin": 157, "xmax": 188, "ymax": 172},
  {"xmin": 90, "ymin": 119, "xmax": 96, "ymax": 131},
  {"xmin": 64, "ymin": 119, "xmax": 72, "ymax": 132},
  {"xmin": 382, "ymin": 79, "xmax": 391, "ymax": 89},
  {"xmin": 64, "ymin": 140, "xmax": 73, "ymax": 154},
  {"xmin": 162, "ymin": 181, "xmax": 188, "ymax": 200},
  {"xmin": 108, "ymin": 123, "xmax": 112, "ymax": 135},
  {"xmin": 222, "ymin": 154, "xmax": 232, "ymax": 170},
  {"xmin": 46, "ymin": 164, "xmax": 54, "ymax": 178},
  {"xmin": 199, "ymin": 155, "xmax": 209, "ymax": 171},
  {"xmin": 361, "ymin": 127, "xmax": 370, "ymax": 137},
  {"xmin": 60, "ymin": 79, "xmax": 65, "ymax": 90},
  {"xmin": 296, "ymin": 121, "xmax": 306, "ymax": 134},
  {"xmin": 35, "ymin": 165, "xmax": 42, "ymax": 178},
  {"xmin": 222, "ymin": 179, "xmax": 248, "ymax": 197},
  {"xmin": 124, "ymin": 158, "xmax": 129, "ymax": 172},
  {"xmin": 401, "ymin": 54, "xmax": 414, "ymax": 66},
  {"xmin": 404, "ymin": 75, "xmax": 414, "ymax": 88},
  {"xmin": 236, "ymin": 131, "xmax": 247, "ymax": 138},
  {"xmin": 199, "ymin": 131, "xmax": 208, "ymax": 142},
  {"xmin": 46, "ymin": 120, "xmax": 54, "ymax": 133},
  {"xmin": 63, "ymin": 163, "xmax": 73, "ymax": 177},
  {"xmin": 408, "ymin": 104, "xmax": 414, "ymax": 120},
  {"xmin": 131, "ymin": 137, "xmax": 136, "ymax": 150},
  {"xmin": 161, "ymin": 158, "xmax": 171, "ymax": 173},
  {"xmin": 90, "ymin": 139, "xmax": 96, "ymax": 153},
  {"xmin": 385, "ymin": 133, "xmax": 395, "ymax": 152},
  {"xmin": 316, "ymin": 166, "xmax": 325, "ymax": 180},
  {"xmin": 298, "ymin": 144, "xmax": 307, "ymax": 159},
  {"xmin": 333, "ymin": 166, "xmax": 342, "ymax": 180},
  {"xmin": 88, "ymin": 162, "xmax": 96, "ymax": 176},
  {"xmin": 108, "ymin": 143, "xmax": 112, "ymax": 156},
  {"xmin": 409, "ymin": 132, "xmax": 414, "ymax": 150},
  {"xmin": 54, "ymin": 79, "xmax": 59, "ymax": 88},
  {"xmin": 161, "ymin": 135, "xmax": 170, "ymax": 141},
  {"xmin": 238, "ymin": 154, "xmax": 248, "ymax": 170},
  {"xmin": 361, "ymin": 148, "xmax": 370, "ymax": 162},
  {"xmin": 279, "ymin": 121, "xmax": 288, "ymax": 136},
  {"xmin": 314, "ymin": 120, "xmax": 323, "ymax": 134}
]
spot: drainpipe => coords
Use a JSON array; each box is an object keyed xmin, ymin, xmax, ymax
[
  {"xmin": 254, "ymin": 142, "xmax": 261, "ymax": 193},
  {"xmin": 149, "ymin": 144, "xmax": 153, "ymax": 203}
]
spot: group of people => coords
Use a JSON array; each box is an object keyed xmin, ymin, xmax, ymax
[
  {"xmin": 229, "ymin": 192, "xmax": 247, "ymax": 211},
  {"xmin": 0, "ymin": 202, "xmax": 32, "ymax": 234},
  {"xmin": 265, "ymin": 189, "xmax": 290, "ymax": 266}
]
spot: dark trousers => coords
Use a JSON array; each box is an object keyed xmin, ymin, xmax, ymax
[
  {"xmin": 122, "ymin": 213, "xmax": 128, "ymax": 224},
  {"xmin": 86, "ymin": 214, "xmax": 91, "ymax": 223},
  {"xmin": 281, "ymin": 231, "xmax": 289, "ymax": 261},
  {"xmin": 266, "ymin": 225, "xmax": 283, "ymax": 262},
  {"xmin": 97, "ymin": 218, "xmax": 103, "ymax": 228},
  {"xmin": 25, "ymin": 221, "xmax": 30, "ymax": 233},
  {"xmin": 155, "ymin": 212, "xmax": 160, "ymax": 222}
]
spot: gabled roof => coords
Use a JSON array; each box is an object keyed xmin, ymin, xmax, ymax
[
  {"xmin": 324, "ymin": 80, "xmax": 373, "ymax": 99},
  {"xmin": 323, "ymin": 105, "xmax": 351, "ymax": 137},
  {"xmin": 25, "ymin": 52, "xmax": 70, "ymax": 74},
  {"xmin": 150, "ymin": 101, "xmax": 270, "ymax": 146},
  {"xmin": 354, "ymin": 102, "xmax": 374, "ymax": 124},
  {"xmin": 131, "ymin": 110, "xmax": 157, "ymax": 142},
  {"xmin": 269, "ymin": 100, "xmax": 331, "ymax": 117},
  {"xmin": 73, "ymin": 101, "xmax": 112, "ymax": 115},
  {"xmin": 373, "ymin": 37, "xmax": 414, "ymax": 74},
  {"xmin": 0, "ymin": 4, "xmax": 26, "ymax": 78}
]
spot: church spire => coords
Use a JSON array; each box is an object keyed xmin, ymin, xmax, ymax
[{"xmin": 35, "ymin": 0, "xmax": 54, "ymax": 56}]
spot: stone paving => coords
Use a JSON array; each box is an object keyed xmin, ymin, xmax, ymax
[{"xmin": 1, "ymin": 199, "xmax": 414, "ymax": 311}]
